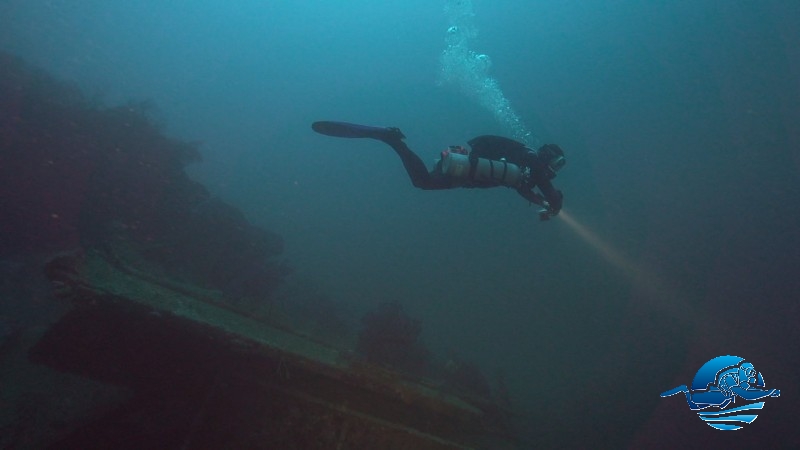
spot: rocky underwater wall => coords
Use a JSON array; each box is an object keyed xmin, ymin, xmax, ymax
[{"xmin": 0, "ymin": 51, "xmax": 288, "ymax": 303}]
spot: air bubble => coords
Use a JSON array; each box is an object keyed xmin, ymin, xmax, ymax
[{"xmin": 438, "ymin": 0, "xmax": 536, "ymax": 146}]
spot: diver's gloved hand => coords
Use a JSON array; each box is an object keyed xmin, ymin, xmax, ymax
[
  {"xmin": 538, "ymin": 208, "xmax": 552, "ymax": 221},
  {"xmin": 537, "ymin": 201, "xmax": 553, "ymax": 221}
]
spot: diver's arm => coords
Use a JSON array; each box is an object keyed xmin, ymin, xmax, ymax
[
  {"xmin": 516, "ymin": 187, "xmax": 546, "ymax": 207},
  {"xmin": 538, "ymin": 181, "xmax": 563, "ymax": 215}
]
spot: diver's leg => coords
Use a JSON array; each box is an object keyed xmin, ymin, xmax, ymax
[
  {"xmin": 661, "ymin": 385, "xmax": 700, "ymax": 409},
  {"xmin": 381, "ymin": 138, "xmax": 451, "ymax": 190},
  {"xmin": 311, "ymin": 121, "xmax": 449, "ymax": 190}
]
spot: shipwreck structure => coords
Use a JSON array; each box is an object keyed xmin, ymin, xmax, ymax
[{"xmin": 32, "ymin": 249, "xmax": 517, "ymax": 449}]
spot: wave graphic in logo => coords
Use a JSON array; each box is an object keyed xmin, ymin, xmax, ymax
[{"xmin": 697, "ymin": 401, "xmax": 765, "ymax": 430}]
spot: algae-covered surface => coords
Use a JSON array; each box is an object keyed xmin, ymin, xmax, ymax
[
  {"xmin": 79, "ymin": 250, "xmax": 346, "ymax": 368},
  {"xmin": 75, "ymin": 250, "xmax": 483, "ymax": 417}
]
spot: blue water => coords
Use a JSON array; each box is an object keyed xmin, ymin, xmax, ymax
[{"xmin": 2, "ymin": 0, "xmax": 798, "ymax": 447}]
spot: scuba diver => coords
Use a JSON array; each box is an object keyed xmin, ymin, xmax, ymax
[{"xmin": 311, "ymin": 121, "xmax": 565, "ymax": 220}]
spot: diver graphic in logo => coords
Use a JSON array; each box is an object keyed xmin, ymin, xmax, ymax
[{"xmin": 661, "ymin": 355, "xmax": 780, "ymax": 430}]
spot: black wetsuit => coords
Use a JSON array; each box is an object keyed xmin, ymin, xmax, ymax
[{"xmin": 382, "ymin": 135, "xmax": 563, "ymax": 214}]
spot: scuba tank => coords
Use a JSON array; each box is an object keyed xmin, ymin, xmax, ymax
[
  {"xmin": 439, "ymin": 146, "xmax": 472, "ymax": 178},
  {"xmin": 440, "ymin": 146, "xmax": 525, "ymax": 187}
]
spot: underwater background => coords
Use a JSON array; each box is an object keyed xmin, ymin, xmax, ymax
[{"xmin": 1, "ymin": 0, "xmax": 798, "ymax": 448}]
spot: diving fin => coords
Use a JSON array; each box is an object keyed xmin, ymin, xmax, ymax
[
  {"xmin": 660, "ymin": 385, "xmax": 689, "ymax": 397},
  {"xmin": 311, "ymin": 121, "xmax": 405, "ymax": 142}
]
